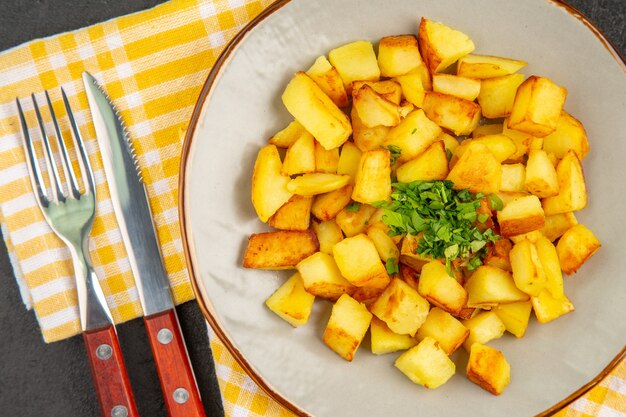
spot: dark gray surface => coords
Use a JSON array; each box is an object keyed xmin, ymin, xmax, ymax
[{"xmin": 0, "ymin": 1, "xmax": 623, "ymax": 417}]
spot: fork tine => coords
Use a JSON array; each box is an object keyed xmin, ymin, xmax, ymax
[
  {"xmin": 32, "ymin": 93, "xmax": 64, "ymax": 203},
  {"xmin": 45, "ymin": 91, "xmax": 81, "ymax": 200},
  {"xmin": 16, "ymin": 98, "xmax": 50, "ymax": 208},
  {"xmin": 61, "ymin": 88, "xmax": 95, "ymax": 196}
]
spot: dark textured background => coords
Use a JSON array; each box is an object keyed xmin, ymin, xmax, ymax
[{"xmin": 0, "ymin": 1, "xmax": 623, "ymax": 417}]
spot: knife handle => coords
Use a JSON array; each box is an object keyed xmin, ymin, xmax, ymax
[
  {"xmin": 83, "ymin": 325, "xmax": 139, "ymax": 417},
  {"xmin": 144, "ymin": 309, "xmax": 206, "ymax": 417}
]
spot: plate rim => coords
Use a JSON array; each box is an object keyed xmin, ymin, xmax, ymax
[{"xmin": 178, "ymin": 1, "xmax": 626, "ymax": 415}]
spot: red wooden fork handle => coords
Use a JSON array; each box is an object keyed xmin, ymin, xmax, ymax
[
  {"xmin": 83, "ymin": 325, "xmax": 139, "ymax": 417},
  {"xmin": 144, "ymin": 309, "xmax": 206, "ymax": 417}
]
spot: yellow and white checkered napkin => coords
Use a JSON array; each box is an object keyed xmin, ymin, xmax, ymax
[{"xmin": 0, "ymin": 0, "xmax": 622, "ymax": 415}]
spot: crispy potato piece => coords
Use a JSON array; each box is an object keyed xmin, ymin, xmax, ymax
[
  {"xmin": 454, "ymin": 135, "xmax": 517, "ymax": 163},
  {"xmin": 457, "ymin": 54, "xmax": 527, "ymax": 79},
  {"xmin": 312, "ymin": 219, "xmax": 343, "ymax": 255},
  {"xmin": 542, "ymin": 111, "xmax": 589, "ymax": 160},
  {"xmin": 337, "ymin": 142, "xmax": 363, "ymax": 182},
  {"xmin": 265, "ymin": 272, "xmax": 315, "ymax": 327},
  {"xmin": 269, "ymin": 195, "xmax": 313, "ymax": 231},
  {"xmin": 509, "ymin": 230, "xmax": 543, "ymax": 244},
  {"xmin": 432, "ymin": 74, "xmax": 481, "ymax": 101},
  {"xmin": 251, "ymin": 145, "xmax": 293, "ymax": 222},
  {"xmin": 540, "ymin": 212, "xmax": 578, "ymax": 242},
  {"xmin": 478, "ymin": 74, "xmax": 525, "ymax": 119},
  {"xmin": 243, "ymin": 230, "xmax": 319, "ymax": 269},
  {"xmin": 311, "ymin": 184, "xmax": 353, "ymax": 221},
  {"xmin": 297, "ymin": 252, "xmax": 355, "ymax": 300},
  {"xmin": 353, "ymin": 84, "xmax": 401, "ymax": 127},
  {"xmin": 377, "ymin": 35, "xmax": 424, "ymax": 77},
  {"xmin": 370, "ymin": 278, "xmax": 430, "ymax": 336},
  {"xmin": 493, "ymin": 301, "xmax": 533, "ymax": 338},
  {"xmin": 328, "ymin": 40, "xmax": 380, "ymax": 92},
  {"xmin": 531, "ymin": 289, "xmax": 574, "ymax": 323},
  {"xmin": 447, "ymin": 142, "xmax": 501, "ymax": 194},
  {"xmin": 418, "ymin": 260, "xmax": 468, "ymax": 316},
  {"xmin": 395, "ymin": 72, "xmax": 426, "ymax": 107},
  {"xmin": 306, "ymin": 55, "xmax": 349, "ymax": 108},
  {"xmin": 422, "ymin": 91, "xmax": 481, "ymax": 136},
  {"xmin": 382, "ymin": 109, "xmax": 442, "ymax": 163},
  {"xmin": 510, "ymin": 239, "xmax": 546, "ymax": 296},
  {"xmin": 395, "ymin": 337, "xmax": 456, "ymax": 389},
  {"xmin": 333, "ymin": 234, "xmax": 391, "ymax": 289},
  {"xmin": 465, "ymin": 265, "xmax": 529, "ymax": 309},
  {"xmin": 462, "ymin": 311, "xmax": 506, "ymax": 351},
  {"xmin": 483, "ymin": 238, "xmax": 513, "ymax": 272},
  {"xmin": 497, "ymin": 195, "xmax": 545, "ymax": 237},
  {"xmin": 418, "ymin": 17, "xmax": 475, "ymax": 74},
  {"xmin": 370, "ymin": 317, "xmax": 418, "ymax": 355},
  {"xmin": 287, "ymin": 173, "xmax": 351, "ymax": 196},
  {"xmin": 353, "ymin": 149, "xmax": 392, "ymax": 204},
  {"xmin": 398, "ymin": 100, "xmax": 415, "ymax": 118},
  {"xmin": 351, "ymin": 106, "xmax": 390, "ymax": 152},
  {"xmin": 508, "ymin": 76, "xmax": 567, "ymax": 137},
  {"xmin": 282, "ymin": 72, "xmax": 352, "ymax": 150},
  {"xmin": 542, "ymin": 150, "xmax": 587, "ymax": 215},
  {"xmin": 335, "ymin": 203, "xmax": 377, "ymax": 237},
  {"xmin": 466, "ymin": 344, "xmax": 511, "ymax": 395},
  {"xmin": 281, "ymin": 131, "xmax": 316, "ymax": 175},
  {"xmin": 472, "ymin": 123, "xmax": 503, "ymax": 138},
  {"xmin": 415, "ymin": 307, "xmax": 469, "ymax": 355},
  {"xmin": 499, "ymin": 163, "xmax": 526, "ymax": 193},
  {"xmin": 367, "ymin": 226, "xmax": 400, "ymax": 262},
  {"xmin": 323, "ymin": 294, "xmax": 372, "ymax": 361},
  {"xmin": 314, "ymin": 140, "xmax": 339, "ymax": 174},
  {"xmin": 399, "ymin": 233, "xmax": 431, "ymax": 272},
  {"xmin": 525, "ymin": 149, "xmax": 559, "ymax": 198},
  {"xmin": 269, "ymin": 120, "xmax": 306, "ymax": 148},
  {"xmin": 556, "ymin": 224, "xmax": 601, "ymax": 275},
  {"xmin": 353, "ymin": 80, "xmax": 403, "ymax": 104},
  {"xmin": 396, "ymin": 140, "xmax": 449, "ymax": 183},
  {"xmin": 535, "ymin": 236, "xmax": 564, "ymax": 299}
]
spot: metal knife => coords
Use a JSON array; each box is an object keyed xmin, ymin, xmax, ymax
[{"xmin": 82, "ymin": 71, "xmax": 207, "ymax": 417}]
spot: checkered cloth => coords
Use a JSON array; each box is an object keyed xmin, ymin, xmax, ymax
[{"xmin": 0, "ymin": 0, "xmax": 622, "ymax": 415}]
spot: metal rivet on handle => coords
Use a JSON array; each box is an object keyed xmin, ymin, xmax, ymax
[
  {"xmin": 157, "ymin": 328, "xmax": 173, "ymax": 345},
  {"xmin": 173, "ymin": 388, "xmax": 190, "ymax": 404},
  {"xmin": 96, "ymin": 344, "xmax": 113, "ymax": 360},
  {"xmin": 111, "ymin": 405, "xmax": 128, "ymax": 417}
]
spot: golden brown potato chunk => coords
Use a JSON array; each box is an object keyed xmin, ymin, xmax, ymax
[
  {"xmin": 268, "ymin": 195, "xmax": 313, "ymax": 231},
  {"xmin": 265, "ymin": 272, "xmax": 315, "ymax": 327},
  {"xmin": 243, "ymin": 230, "xmax": 319, "ymax": 269},
  {"xmin": 418, "ymin": 17, "xmax": 475, "ymax": 74},
  {"xmin": 497, "ymin": 195, "xmax": 545, "ymax": 237},
  {"xmin": 556, "ymin": 224, "xmax": 601, "ymax": 275},
  {"xmin": 422, "ymin": 91, "xmax": 481, "ymax": 136},
  {"xmin": 395, "ymin": 337, "xmax": 456, "ymax": 389},
  {"xmin": 446, "ymin": 142, "xmax": 501, "ymax": 194},
  {"xmin": 377, "ymin": 34, "xmax": 424, "ymax": 77},
  {"xmin": 311, "ymin": 184, "xmax": 353, "ymax": 221},
  {"xmin": 415, "ymin": 307, "xmax": 469, "ymax": 355},
  {"xmin": 370, "ymin": 278, "xmax": 430, "ymax": 336},
  {"xmin": 352, "ymin": 149, "xmax": 392, "ymax": 204},
  {"xmin": 466, "ymin": 343, "xmax": 511, "ymax": 395},
  {"xmin": 251, "ymin": 145, "xmax": 293, "ymax": 223},
  {"xmin": 323, "ymin": 294, "xmax": 372, "ymax": 361},
  {"xmin": 333, "ymin": 233, "xmax": 390, "ymax": 289},
  {"xmin": 306, "ymin": 55, "xmax": 349, "ymax": 108},
  {"xmin": 297, "ymin": 252, "xmax": 355, "ymax": 301}
]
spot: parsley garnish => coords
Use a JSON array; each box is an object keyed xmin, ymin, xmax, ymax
[
  {"xmin": 346, "ymin": 202, "xmax": 361, "ymax": 212},
  {"xmin": 385, "ymin": 145, "xmax": 402, "ymax": 165},
  {"xmin": 411, "ymin": 128, "xmax": 417, "ymax": 134},
  {"xmin": 375, "ymin": 180, "xmax": 499, "ymax": 275},
  {"xmin": 385, "ymin": 257, "xmax": 399, "ymax": 275}
]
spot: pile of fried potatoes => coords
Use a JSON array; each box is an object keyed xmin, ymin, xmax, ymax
[{"xmin": 243, "ymin": 17, "xmax": 601, "ymax": 395}]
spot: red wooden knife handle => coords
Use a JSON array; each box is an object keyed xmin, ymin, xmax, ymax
[
  {"xmin": 82, "ymin": 325, "xmax": 139, "ymax": 417},
  {"xmin": 144, "ymin": 309, "xmax": 206, "ymax": 417}
]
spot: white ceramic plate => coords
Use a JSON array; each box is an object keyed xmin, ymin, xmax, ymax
[{"xmin": 180, "ymin": 1, "xmax": 626, "ymax": 415}]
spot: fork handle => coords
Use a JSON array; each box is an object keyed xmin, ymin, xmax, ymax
[
  {"xmin": 144, "ymin": 309, "xmax": 206, "ymax": 417},
  {"xmin": 83, "ymin": 325, "xmax": 139, "ymax": 417}
]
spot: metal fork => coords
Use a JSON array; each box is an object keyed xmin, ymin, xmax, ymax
[{"xmin": 16, "ymin": 90, "xmax": 139, "ymax": 417}]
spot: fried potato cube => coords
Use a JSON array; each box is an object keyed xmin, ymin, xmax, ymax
[
  {"xmin": 314, "ymin": 140, "xmax": 339, "ymax": 174},
  {"xmin": 352, "ymin": 149, "xmax": 392, "ymax": 204},
  {"xmin": 556, "ymin": 224, "xmax": 601, "ymax": 275},
  {"xmin": 415, "ymin": 307, "xmax": 469, "ymax": 355},
  {"xmin": 378, "ymin": 35, "xmax": 424, "ymax": 77},
  {"xmin": 542, "ymin": 111, "xmax": 589, "ymax": 160},
  {"xmin": 483, "ymin": 238, "xmax": 513, "ymax": 272},
  {"xmin": 453, "ymin": 135, "xmax": 517, "ymax": 165},
  {"xmin": 367, "ymin": 226, "xmax": 400, "ymax": 262},
  {"xmin": 422, "ymin": 91, "xmax": 481, "ymax": 136},
  {"xmin": 306, "ymin": 55, "xmax": 349, "ymax": 108},
  {"xmin": 542, "ymin": 150, "xmax": 587, "ymax": 215},
  {"xmin": 447, "ymin": 142, "xmax": 501, "ymax": 194},
  {"xmin": 287, "ymin": 173, "xmax": 351, "ymax": 196},
  {"xmin": 531, "ymin": 289, "xmax": 574, "ymax": 323},
  {"xmin": 312, "ymin": 219, "xmax": 343, "ymax": 255},
  {"xmin": 337, "ymin": 142, "xmax": 363, "ymax": 182},
  {"xmin": 535, "ymin": 236, "xmax": 564, "ymax": 299},
  {"xmin": 395, "ymin": 337, "xmax": 456, "ymax": 389},
  {"xmin": 419, "ymin": 260, "xmax": 468, "ymax": 315},
  {"xmin": 281, "ymin": 131, "xmax": 316, "ymax": 176},
  {"xmin": 395, "ymin": 72, "xmax": 426, "ymax": 107},
  {"xmin": 478, "ymin": 74, "xmax": 526, "ymax": 119},
  {"xmin": 323, "ymin": 294, "xmax": 372, "ymax": 361},
  {"xmin": 311, "ymin": 184, "xmax": 353, "ymax": 221},
  {"xmin": 328, "ymin": 40, "xmax": 380, "ymax": 92},
  {"xmin": 353, "ymin": 85, "xmax": 401, "ymax": 127},
  {"xmin": 398, "ymin": 100, "xmax": 415, "ymax": 118},
  {"xmin": 399, "ymin": 233, "xmax": 431, "ymax": 272},
  {"xmin": 466, "ymin": 343, "xmax": 511, "ymax": 395},
  {"xmin": 499, "ymin": 163, "xmax": 526, "ymax": 193},
  {"xmin": 457, "ymin": 54, "xmax": 527, "ymax": 79},
  {"xmin": 462, "ymin": 311, "xmax": 506, "ymax": 351},
  {"xmin": 251, "ymin": 145, "xmax": 294, "ymax": 222},
  {"xmin": 382, "ymin": 109, "xmax": 442, "ymax": 163},
  {"xmin": 418, "ymin": 17, "xmax": 475, "ymax": 74},
  {"xmin": 296, "ymin": 252, "xmax": 355, "ymax": 300},
  {"xmin": 525, "ymin": 149, "xmax": 559, "ymax": 198},
  {"xmin": 265, "ymin": 272, "xmax": 315, "ymax": 327},
  {"xmin": 472, "ymin": 123, "xmax": 503, "ymax": 138},
  {"xmin": 269, "ymin": 120, "xmax": 306, "ymax": 148},
  {"xmin": 497, "ymin": 194, "xmax": 545, "ymax": 237},
  {"xmin": 244, "ymin": 230, "xmax": 319, "ymax": 269},
  {"xmin": 353, "ymin": 80, "xmax": 403, "ymax": 105},
  {"xmin": 396, "ymin": 140, "xmax": 449, "ymax": 183},
  {"xmin": 510, "ymin": 239, "xmax": 546, "ymax": 296},
  {"xmin": 509, "ymin": 230, "xmax": 544, "ymax": 244},
  {"xmin": 465, "ymin": 265, "xmax": 529, "ymax": 309},
  {"xmin": 370, "ymin": 317, "xmax": 418, "ymax": 355},
  {"xmin": 432, "ymin": 74, "xmax": 481, "ymax": 101},
  {"xmin": 335, "ymin": 203, "xmax": 377, "ymax": 237},
  {"xmin": 333, "ymin": 234, "xmax": 390, "ymax": 289},
  {"xmin": 282, "ymin": 72, "xmax": 352, "ymax": 150},
  {"xmin": 370, "ymin": 278, "xmax": 429, "ymax": 336},
  {"xmin": 540, "ymin": 212, "xmax": 578, "ymax": 242},
  {"xmin": 351, "ymin": 284, "xmax": 387, "ymax": 305},
  {"xmin": 508, "ymin": 76, "xmax": 567, "ymax": 137},
  {"xmin": 269, "ymin": 195, "xmax": 313, "ymax": 231},
  {"xmin": 350, "ymin": 106, "xmax": 390, "ymax": 152},
  {"xmin": 493, "ymin": 301, "xmax": 533, "ymax": 338}
]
